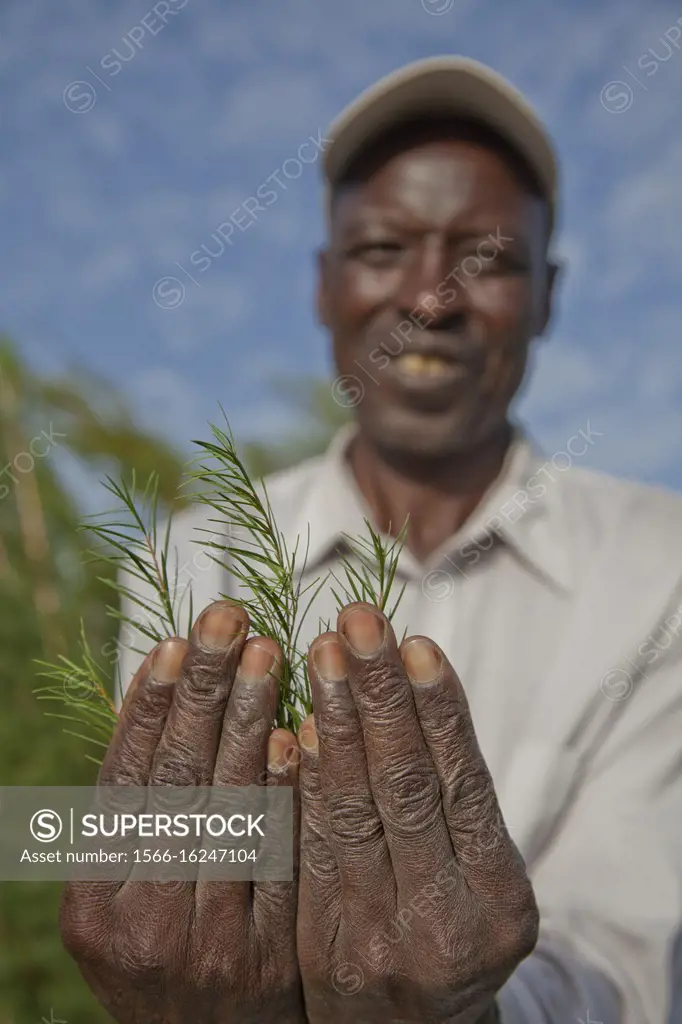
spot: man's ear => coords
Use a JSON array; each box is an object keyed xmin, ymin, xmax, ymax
[
  {"xmin": 537, "ymin": 257, "xmax": 562, "ymax": 337},
  {"xmin": 316, "ymin": 247, "xmax": 331, "ymax": 329}
]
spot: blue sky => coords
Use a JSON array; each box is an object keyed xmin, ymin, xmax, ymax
[{"xmin": 2, "ymin": 0, "xmax": 681, "ymax": 492}]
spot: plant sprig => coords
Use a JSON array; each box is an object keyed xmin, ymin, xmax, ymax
[
  {"xmin": 33, "ymin": 622, "xmax": 119, "ymax": 767},
  {"xmin": 83, "ymin": 469, "xmax": 194, "ymax": 649},
  {"xmin": 34, "ymin": 413, "xmax": 408, "ymax": 759},
  {"xmin": 186, "ymin": 413, "xmax": 331, "ymax": 730},
  {"xmin": 330, "ymin": 517, "xmax": 408, "ymax": 628}
]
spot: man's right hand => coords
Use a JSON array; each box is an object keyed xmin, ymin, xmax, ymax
[{"xmin": 59, "ymin": 600, "xmax": 305, "ymax": 1024}]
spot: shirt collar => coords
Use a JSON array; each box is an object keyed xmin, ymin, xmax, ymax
[
  {"xmin": 289, "ymin": 421, "xmax": 574, "ymax": 593},
  {"xmin": 443, "ymin": 426, "xmax": 575, "ymax": 593}
]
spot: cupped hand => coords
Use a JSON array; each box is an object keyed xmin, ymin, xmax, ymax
[
  {"xmin": 296, "ymin": 601, "xmax": 538, "ymax": 1024},
  {"xmin": 60, "ymin": 600, "xmax": 305, "ymax": 1024}
]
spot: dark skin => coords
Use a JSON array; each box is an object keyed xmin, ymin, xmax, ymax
[
  {"xmin": 61, "ymin": 120, "xmax": 556, "ymax": 1022},
  {"xmin": 61, "ymin": 608, "xmax": 305, "ymax": 1024},
  {"xmin": 319, "ymin": 123, "xmax": 558, "ymax": 560}
]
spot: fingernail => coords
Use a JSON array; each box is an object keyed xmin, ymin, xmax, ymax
[
  {"xmin": 151, "ymin": 639, "xmax": 187, "ymax": 684},
  {"xmin": 402, "ymin": 638, "xmax": 442, "ymax": 684},
  {"xmin": 198, "ymin": 602, "xmax": 246, "ymax": 649},
  {"xmin": 341, "ymin": 607, "xmax": 385, "ymax": 655},
  {"xmin": 313, "ymin": 638, "xmax": 346, "ymax": 681},
  {"xmin": 298, "ymin": 715, "xmax": 319, "ymax": 754},
  {"xmin": 267, "ymin": 730, "xmax": 300, "ymax": 770},
  {"xmin": 240, "ymin": 640, "xmax": 278, "ymax": 683}
]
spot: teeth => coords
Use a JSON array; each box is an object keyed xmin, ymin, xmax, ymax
[{"xmin": 395, "ymin": 353, "xmax": 450, "ymax": 376}]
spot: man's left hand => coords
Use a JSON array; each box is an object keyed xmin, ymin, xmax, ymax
[{"xmin": 296, "ymin": 601, "xmax": 538, "ymax": 1023}]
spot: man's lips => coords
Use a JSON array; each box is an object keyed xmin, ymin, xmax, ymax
[
  {"xmin": 381, "ymin": 336, "xmax": 484, "ymax": 392},
  {"xmin": 387, "ymin": 352, "xmax": 470, "ymax": 387}
]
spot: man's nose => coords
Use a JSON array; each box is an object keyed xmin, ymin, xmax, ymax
[{"xmin": 394, "ymin": 238, "xmax": 467, "ymax": 325}]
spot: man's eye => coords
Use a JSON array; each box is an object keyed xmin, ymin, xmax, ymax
[
  {"xmin": 458, "ymin": 248, "xmax": 530, "ymax": 275},
  {"xmin": 351, "ymin": 242, "xmax": 404, "ymax": 264}
]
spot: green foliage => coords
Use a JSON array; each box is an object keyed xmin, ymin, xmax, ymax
[
  {"xmin": 189, "ymin": 415, "xmax": 329, "ymax": 730},
  {"xmin": 37, "ymin": 410, "xmax": 407, "ymax": 745},
  {"xmin": 34, "ymin": 621, "xmax": 120, "ymax": 766},
  {"xmin": 329, "ymin": 519, "xmax": 408, "ymax": 632}
]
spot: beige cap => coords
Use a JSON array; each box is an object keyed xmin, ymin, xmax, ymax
[{"xmin": 323, "ymin": 56, "xmax": 558, "ymax": 218}]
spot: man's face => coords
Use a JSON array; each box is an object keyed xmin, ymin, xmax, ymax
[{"xmin": 318, "ymin": 126, "xmax": 556, "ymax": 459}]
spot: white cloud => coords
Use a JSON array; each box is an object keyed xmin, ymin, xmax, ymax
[
  {"xmin": 80, "ymin": 243, "xmax": 139, "ymax": 293},
  {"xmin": 151, "ymin": 275, "xmax": 254, "ymax": 354},
  {"xmin": 212, "ymin": 72, "xmax": 331, "ymax": 149},
  {"xmin": 82, "ymin": 110, "xmax": 127, "ymax": 156}
]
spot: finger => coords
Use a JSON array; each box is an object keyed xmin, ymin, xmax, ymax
[
  {"xmin": 195, "ymin": 725, "xmax": 300, "ymax": 949},
  {"xmin": 213, "ymin": 636, "xmax": 281, "ymax": 786},
  {"xmin": 252, "ymin": 729, "xmax": 301, "ymax": 939},
  {"xmin": 193, "ymin": 641, "xmax": 294, "ymax": 936},
  {"xmin": 66, "ymin": 643, "xmax": 188, "ymax": 933},
  {"xmin": 307, "ymin": 632, "xmax": 394, "ymax": 934},
  {"xmin": 150, "ymin": 600, "xmax": 249, "ymax": 786},
  {"xmin": 297, "ymin": 714, "xmax": 342, "ymax": 958},
  {"xmin": 337, "ymin": 603, "xmax": 453, "ymax": 888},
  {"xmin": 99, "ymin": 638, "xmax": 187, "ymax": 786},
  {"xmin": 195, "ymin": 637, "xmax": 281, "ymax": 923},
  {"xmin": 400, "ymin": 635, "xmax": 519, "ymax": 896}
]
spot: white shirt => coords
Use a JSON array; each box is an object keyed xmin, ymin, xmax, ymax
[{"xmin": 118, "ymin": 421, "xmax": 682, "ymax": 1024}]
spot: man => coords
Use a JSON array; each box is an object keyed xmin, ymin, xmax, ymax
[{"xmin": 61, "ymin": 57, "xmax": 682, "ymax": 1023}]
